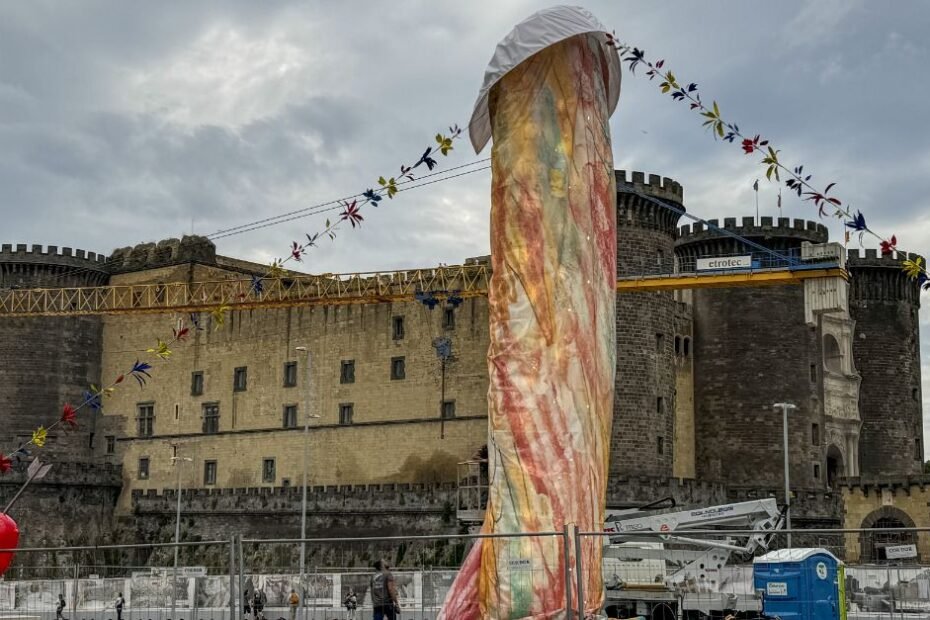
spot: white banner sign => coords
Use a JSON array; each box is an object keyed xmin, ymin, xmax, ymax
[
  {"xmin": 885, "ymin": 544, "xmax": 918, "ymax": 559},
  {"xmin": 696, "ymin": 256, "xmax": 754, "ymax": 271}
]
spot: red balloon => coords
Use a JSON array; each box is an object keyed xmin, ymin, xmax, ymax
[{"xmin": 0, "ymin": 513, "xmax": 19, "ymax": 577}]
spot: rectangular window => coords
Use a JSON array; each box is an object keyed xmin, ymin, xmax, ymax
[
  {"xmin": 138, "ymin": 457, "xmax": 149, "ymax": 480},
  {"xmin": 202, "ymin": 403, "xmax": 220, "ymax": 434},
  {"xmin": 105, "ymin": 436, "xmax": 116, "ymax": 455},
  {"xmin": 283, "ymin": 404, "xmax": 298, "ymax": 429},
  {"xmin": 262, "ymin": 458, "xmax": 276, "ymax": 483},
  {"xmin": 339, "ymin": 403, "xmax": 354, "ymax": 425},
  {"xmin": 916, "ymin": 438, "xmax": 922, "ymax": 460},
  {"xmin": 204, "ymin": 460, "xmax": 217, "ymax": 486},
  {"xmin": 283, "ymin": 362, "xmax": 298, "ymax": 388},
  {"xmin": 811, "ymin": 423, "xmax": 820, "ymax": 446},
  {"xmin": 657, "ymin": 396, "xmax": 665, "ymax": 415},
  {"xmin": 443, "ymin": 307, "xmax": 456, "ymax": 330},
  {"xmin": 657, "ymin": 436, "xmax": 665, "ymax": 455},
  {"xmin": 340, "ymin": 360, "xmax": 355, "ymax": 384},
  {"xmin": 233, "ymin": 367, "xmax": 248, "ymax": 392},
  {"xmin": 813, "ymin": 463, "xmax": 821, "ymax": 479},
  {"xmin": 392, "ymin": 315, "xmax": 405, "ymax": 340},
  {"xmin": 656, "ymin": 249, "xmax": 665, "ymax": 267},
  {"xmin": 191, "ymin": 371, "xmax": 204, "ymax": 396},
  {"xmin": 656, "ymin": 333, "xmax": 664, "ymax": 352},
  {"xmin": 441, "ymin": 400, "xmax": 456, "ymax": 419},
  {"xmin": 391, "ymin": 356, "xmax": 406, "ymax": 380},
  {"xmin": 137, "ymin": 403, "xmax": 155, "ymax": 437},
  {"xmin": 810, "ymin": 363, "xmax": 817, "ymax": 383}
]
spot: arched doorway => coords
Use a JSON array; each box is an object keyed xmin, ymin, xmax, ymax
[
  {"xmin": 859, "ymin": 507, "xmax": 918, "ymax": 563},
  {"xmin": 826, "ymin": 444, "xmax": 845, "ymax": 488}
]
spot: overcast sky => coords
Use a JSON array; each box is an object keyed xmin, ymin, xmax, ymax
[{"xmin": 3, "ymin": 1, "xmax": 930, "ymax": 445}]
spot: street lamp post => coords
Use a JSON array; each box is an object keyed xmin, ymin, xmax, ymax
[
  {"xmin": 293, "ymin": 347, "xmax": 320, "ymax": 620},
  {"xmin": 773, "ymin": 402, "xmax": 797, "ymax": 548},
  {"xmin": 170, "ymin": 455, "xmax": 193, "ymax": 620}
]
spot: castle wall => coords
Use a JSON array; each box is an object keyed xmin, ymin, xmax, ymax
[
  {"xmin": 611, "ymin": 171, "xmax": 683, "ymax": 491},
  {"xmin": 848, "ymin": 250, "xmax": 923, "ymax": 477},
  {"xmin": 0, "ymin": 244, "xmax": 109, "ymax": 461},
  {"xmin": 0, "ymin": 463, "xmax": 121, "ymax": 549},
  {"xmin": 675, "ymin": 217, "xmax": 829, "ymax": 491},
  {"xmin": 100, "ymin": 261, "xmax": 490, "ymax": 511}
]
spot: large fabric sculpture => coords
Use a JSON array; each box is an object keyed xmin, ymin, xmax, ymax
[{"xmin": 440, "ymin": 7, "xmax": 620, "ymax": 619}]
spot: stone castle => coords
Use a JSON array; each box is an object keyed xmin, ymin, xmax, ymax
[{"xmin": 0, "ymin": 170, "xmax": 924, "ymax": 564}]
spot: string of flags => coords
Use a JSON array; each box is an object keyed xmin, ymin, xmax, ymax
[
  {"xmin": 606, "ymin": 34, "xmax": 929, "ymax": 289},
  {"xmin": 0, "ymin": 125, "xmax": 465, "ymax": 486}
]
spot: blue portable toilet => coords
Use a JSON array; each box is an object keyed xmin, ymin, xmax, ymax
[{"xmin": 753, "ymin": 548, "xmax": 846, "ymax": 620}]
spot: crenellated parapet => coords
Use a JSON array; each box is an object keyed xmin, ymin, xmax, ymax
[
  {"xmin": 0, "ymin": 243, "xmax": 110, "ymax": 287},
  {"xmin": 847, "ymin": 249, "xmax": 924, "ymax": 304},
  {"xmin": 615, "ymin": 170, "xmax": 685, "ymax": 235},
  {"xmin": 108, "ymin": 234, "xmax": 217, "ymax": 273},
  {"xmin": 676, "ymin": 216, "xmax": 828, "ymax": 259}
]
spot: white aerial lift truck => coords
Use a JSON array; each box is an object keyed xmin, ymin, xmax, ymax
[{"xmin": 601, "ymin": 498, "xmax": 786, "ymax": 620}]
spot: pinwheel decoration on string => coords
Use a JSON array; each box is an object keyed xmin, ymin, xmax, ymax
[
  {"xmin": 605, "ymin": 34, "xmax": 928, "ymax": 289},
  {"xmin": 279, "ymin": 125, "xmax": 463, "ymax": 273}
]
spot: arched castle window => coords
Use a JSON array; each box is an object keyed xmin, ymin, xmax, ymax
[
  {"xmin": 674, "ymin": 336, "xmax": 681, "ymax": 356},
  {"xmin": 823, "ymin": 334, "xmax": 842, "ymax": 374},
  {"xmin": 683, "ymin": 337, "xmax": 690, "ymax": 357}
]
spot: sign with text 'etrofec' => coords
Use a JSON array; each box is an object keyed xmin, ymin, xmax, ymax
[{"xmin": 696, "ymin": 256, "xmax": 754, "ymax": 271}]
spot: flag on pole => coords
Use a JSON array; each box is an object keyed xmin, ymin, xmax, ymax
[
  {"xmin": 753, "ymin": 179, "xmax": 759, "ymax": 192},
  {"xmin": 753, "ymin": 179, "xmax": 759, "ymax": 223},
  {"xmin": 777, "ymin": 188, "xmax": 782, "ymax": 214}
]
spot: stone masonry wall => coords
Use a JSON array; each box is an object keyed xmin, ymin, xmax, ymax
[
  {"xmin": 100, "ymin": 261, "xmax": 490, "ymax": 511},
  {"xmin": 612, "ymin": 171, "xmax": 683, "ymax": 487},
  {"xmin": 848, "ymin": 250, "xmax": 923, "ymax": 477},
  {"xmin": 0, "ymin": 244, "xmax": 108, "ymax": 462},
  {"xmin": 676, "ymin": 218, "xmax": 829, "ymax": 490}
]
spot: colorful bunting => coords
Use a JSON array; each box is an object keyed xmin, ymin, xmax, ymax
[{"xmin": 605, "ymin": 35, "xmax": 926, "ymax": 283}]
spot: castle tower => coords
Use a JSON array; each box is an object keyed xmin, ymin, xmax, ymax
[
  {"xmin": 847, "ymin": 249, "xmax": 923, "ymax": 477},
  {"xmin": 610, "ymin": 171, "xmax": 684, "ymax": 497},
  {"xmin": 675, "ymin": 217, "xmax": 830, "ymax": 491},
  {"xmin": 0, "ymin": 244, "xmax": 109, "ymax": 461}
]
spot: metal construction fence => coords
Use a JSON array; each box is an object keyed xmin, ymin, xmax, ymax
[{"xmin": 3, "ymin": 529, "xmax": 930, "ymax": 620}]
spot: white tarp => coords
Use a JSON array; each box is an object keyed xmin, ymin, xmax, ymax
[{"xmin": 468, "ymin": 5, "xmax": 621, "ymax": 153}]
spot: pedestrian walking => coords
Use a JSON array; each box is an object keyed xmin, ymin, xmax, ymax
[
  {"xmin": 115, "ymin": 593, "xmax": 125, "ymax": 620},
  {"xmin": 252, "ymin": 589, "xmax": 267, "ymax": 620},
  {"xmin": 287, "ymin": 589, "xmax": 299, "ymax": 620},
  {"xmin": 369, "ymin": 559, "xmax": 399, "ymax": 620},
  {"xmin": 343, "ymin": 588, "xmax": 358, "ymax": 620},
  {"xmin": 56, "ymin": 594, "xmax": 66, "ymax": 620}
]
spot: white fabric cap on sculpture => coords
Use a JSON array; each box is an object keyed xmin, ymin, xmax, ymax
[{"xmin": 468, "ymin": 5, "xmax": 622, "ymax": 154}]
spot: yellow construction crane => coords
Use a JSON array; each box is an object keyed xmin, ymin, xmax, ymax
[{"xmin": 0, "ymin": 260, "xmax": 846, "ymax": 318}]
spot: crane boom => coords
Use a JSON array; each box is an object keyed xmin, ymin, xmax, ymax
[{"xmin": 0, "ymin": 263, "xmax": 845, "ymax": 317}]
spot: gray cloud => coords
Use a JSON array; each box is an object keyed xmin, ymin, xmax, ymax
[{"xmin": 2, "ymin": 1, "xmax": 930, "ymax": 442}]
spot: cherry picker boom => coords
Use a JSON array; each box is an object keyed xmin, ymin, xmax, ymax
[{"xmin": 601, "ymin": 498, "xmax": 787, "ymax": 619}]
